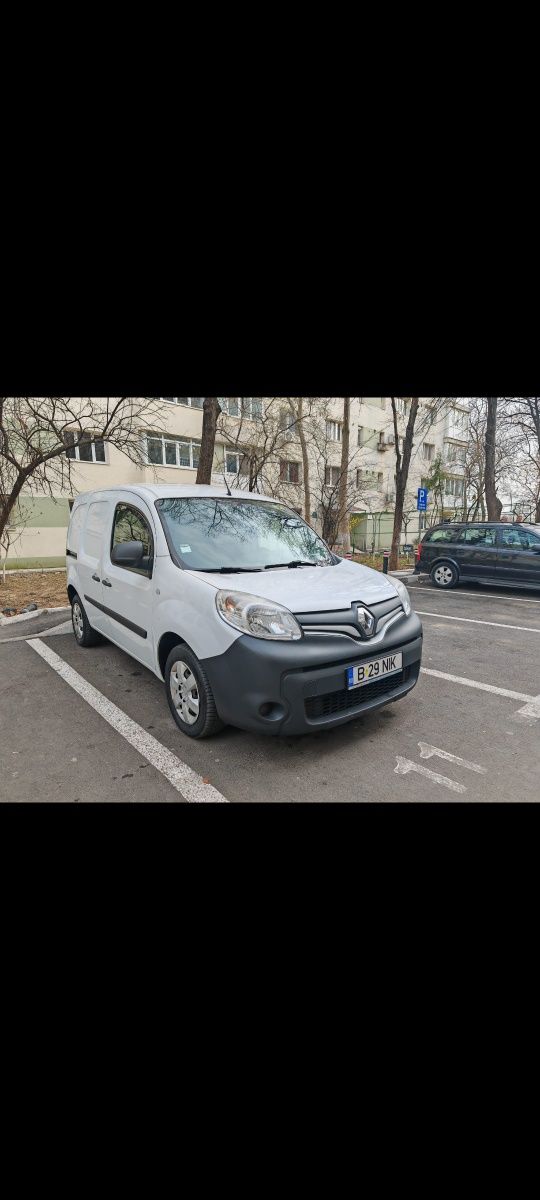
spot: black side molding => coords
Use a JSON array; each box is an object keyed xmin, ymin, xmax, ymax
[
  {"xmin": 84, "ymin": 595, "xmax": 148, "ymax": 640},
  {"xmin": 67, "ymin": 549, "xmax": 77, "ymax": 559}
]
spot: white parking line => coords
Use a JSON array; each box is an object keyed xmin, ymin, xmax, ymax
[
  {"xmin": 28, "ymin": 639, "xmax": 229, "ymax": 804},
  {"xmin": 409, "ymin": 586, "xmax": 540, "ymax": 606},
  {"xmin": 417, "ymin": 611, "xmax": 540, "ymax": 634},
  {"xmin": 420, "ymin": 667, "xmax": 535, "ymax": 704},
  {"xmin": 516, "ymin": 699, "xmax": 540, "ymax": 720},
  {"xmin": 394, "ymin": 756, "xmax": 467, "ymax": 795},
  {"xmin": 418, "ymin": 742, "xmax": 487, "ymax": 773}
]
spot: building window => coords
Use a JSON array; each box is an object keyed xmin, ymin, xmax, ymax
[
  {"xmin": 64, "ymin": 432, "xmax": 106, "ymax": 464},
  {"xmin": 358, "ymin": 427, "xmax": 380, "ymax": 449},
  {"xmin": 221, "ymin": 398, "xmax": 263, "ymax": 420},
  {"xmin": 422, "ymin": 443, "xmax": 435, "ymax": 461},
  {"xmin": 156, "ymin": 397, "xmax": 205, "ymax": 408},
  {"xmin": 357, "ymin": 468, "xmax": 381, "ymax": 488},
  {"xmin": 144, "ymin": 433, "xmax": 201, "ymax": 470},
  {"xmin": 224, "ymin": 450, "xmax": 251, "ymax": 476},
  {"xmin": 447, "ymin": 408, "xmax": 469, "ymax": 440},
  {"xmin": 446, "ymin": 477, "xmax": 464, "ymax": 500},
  {"xmin": 280, "ymin": 460, "xmax": 300, "ymax": 484},
  {"xmin": 327, "ymin": 421, "xmax": 343, "ymax": 442},
  {"xmin": 325, "ymin": 466, "xmax": 341, "ymax": 486}
]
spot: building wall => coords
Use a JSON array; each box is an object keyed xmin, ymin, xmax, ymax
[{"xmin": 6, "ymin": 397, "xmax": 470, "ymax": 563}]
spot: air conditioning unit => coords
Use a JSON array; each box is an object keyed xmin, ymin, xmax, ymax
[{"xmin": 385, "ymin": 492, "xmax": 396, "ymax": 504}]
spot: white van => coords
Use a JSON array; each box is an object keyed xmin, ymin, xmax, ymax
[{"xmin": 66, "ymin": 485, "xmax": 423, "ymax": 738}]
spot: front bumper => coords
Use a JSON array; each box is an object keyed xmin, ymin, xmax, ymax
[{"xmin": 202, "ymin": 612, "xmax": 423, "ymax": 736}]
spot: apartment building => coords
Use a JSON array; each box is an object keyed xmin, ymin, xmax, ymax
[{"xmin": 6, "ymin": 396, "xmax": 470, "ymax": 565}]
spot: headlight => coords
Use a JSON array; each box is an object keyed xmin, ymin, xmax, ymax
[
  {"xmin": 216, "ymin": 590, "xmax": 302, "ymax": 641},
  {"xmin": 392, "ymin": 577, "xmax": 412, "ymax": 617}
]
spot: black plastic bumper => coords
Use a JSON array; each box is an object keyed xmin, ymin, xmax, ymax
[{"xmin": 202, "ymin": 613, "xmax": 423, "ymax": 736}]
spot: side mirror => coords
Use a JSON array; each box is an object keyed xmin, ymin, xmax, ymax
[{"xmin": 111, "ymin": 540, "xmax": 145, "ymax": 568}]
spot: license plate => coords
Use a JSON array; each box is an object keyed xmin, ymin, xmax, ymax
[{"xmin": 347, "ymin": 653, "xmax": 403, "ymax": 690}]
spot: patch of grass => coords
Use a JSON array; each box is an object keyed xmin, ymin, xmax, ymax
[{"xmin": 0, "ymin": 570, "xmax": 68, "ymax": 615}]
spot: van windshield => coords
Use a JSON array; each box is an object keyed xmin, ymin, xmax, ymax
[{"xmin": 157, "ymin": 498, "xmax": 335, "ymax": 572}]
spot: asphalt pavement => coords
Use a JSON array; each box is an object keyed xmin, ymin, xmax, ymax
[{"xmin": 1, "ymin": 580, "xmax": 539, "ymax": 802}]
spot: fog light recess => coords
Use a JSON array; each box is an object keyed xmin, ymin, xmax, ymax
[{"xmin": 259, "ymin": 702, "xmax": 286, "ymax": 721}]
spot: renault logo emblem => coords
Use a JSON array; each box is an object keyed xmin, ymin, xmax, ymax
[{"xmin": 356, "ymin": 606, "xmax": 376, "ymax": 638}]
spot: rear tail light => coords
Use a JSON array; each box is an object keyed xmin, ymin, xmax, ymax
[{"xmin": 415, "ymin": 545, "xmax": 421, "ymax": 562}]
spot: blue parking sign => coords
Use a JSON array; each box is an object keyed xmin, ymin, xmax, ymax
[{"xmin": 417, "ymin": 488, "xmax": 428, "ymax": 511}]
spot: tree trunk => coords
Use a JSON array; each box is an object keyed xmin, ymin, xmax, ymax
[
  {"xmin": 0, "ymin": 472, "xmax": 27, "ymax": 546},
  {"xmin": 294, "ymin": 398, "xmax": 311, "ymax": 523},
  {"xmin": 389, "ymin": 398, "xmax": 419, "ymax": 571},
  {"xmin": 196, "ymin": 398, "xmax": 222, "ymax": 486},
  {"xmin": 485, "ymin": 398, "xmax": 503, "ymax": 521},
  {"xmin": 338, "ymin": 398, "xmax": 351, "ymax": 551}
]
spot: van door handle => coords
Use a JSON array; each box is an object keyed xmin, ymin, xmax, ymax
[
  {"xmin": 102, "ymin": 579, "xmax": 113, "ymax": 588},
  {"xmin": 92, "ymin": 574, "xmax": 101, "ymax": 583}
]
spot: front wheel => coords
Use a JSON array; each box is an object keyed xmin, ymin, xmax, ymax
[
  {"xmin": 431, "ymin": 562, "xmax": 459, "ymax": 589},
  {"xmin": 165, "ymin": 645, "xmax": 224, "ymax": 739}
]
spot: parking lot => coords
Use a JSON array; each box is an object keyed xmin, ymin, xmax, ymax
[{"xmin": 1, "ymin": 578, "xmax": 540, "ymax": 802}]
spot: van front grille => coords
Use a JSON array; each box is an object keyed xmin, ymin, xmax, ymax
[{"xmin": 305, "ymin": 668, "xmax": 411, "ymax": 720}]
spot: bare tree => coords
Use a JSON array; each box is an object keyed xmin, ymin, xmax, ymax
[
  {"xmin": 502, "ymin": 398, "xmax": 540, "ymax": 521},
  {"xmin": 289, "ymin": 397, "xmax": 311, "ymax": 522},
  {"xmin": 338, "ymin": 398, "xmax": 352, "ymax": 552},
  {"xmin": 309, "ymin": 402, "xmax": 373, "ymax": 548},
  {"xmin": 0, "ymin": 396, "xmax": 165, "ymax": 547},
  {"xmin": 1, "ymin": 512, "xmax": 27, "ymax": 583},
  {"xmin": 485, "ymin": 397, "xmax": 503, "ymax": 520},
  {"xmin": 389, "ymin": 399, "xmax": 420, "ymax": 571},
  {"xmin": 196, "ymin": 398, "xmax": 222, "ymax": 485},
  {"xmin": 464, "ymin": 398, "xmax": 515, "ymax": 522},
  {"xmin": 388, "ymin": 398, "xmax": 457, "ymax": 570},
  {"xmin": 215, "ymin": 398, "xmax": 317, "ymax": 504}
]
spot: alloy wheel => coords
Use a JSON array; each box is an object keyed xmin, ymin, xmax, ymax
[
  {"xmin": 73, "ymin": 601, "xmax": 84, "ymax": 641},
  {"xmin": 170, "ymin": 661, "xmax": 200, "ymax": 726},
  {"xmin": 434, "ymin": 565, "xmax": 455, "ymax": 587}
]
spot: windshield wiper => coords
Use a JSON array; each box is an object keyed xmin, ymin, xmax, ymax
[
  {"xmin": 264, "ymin": 560, "xmax": 321, "ymax": 570},
  {"xmin": 198, "ymin": 566, "xmax": 264, "ymax": 574}
]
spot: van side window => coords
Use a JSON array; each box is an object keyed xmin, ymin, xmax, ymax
[
  {"xmin": 458, "ymin": 527, "xmax": 497, "ymax": 546},
  {"xmin": 428, "ymin": 528, "xmax": 459, "ymax": 543},
  {"xmin": 67, "ymin": 505, "xmax": 85, "ymax": 556},
  {"xmin": 112, "ymin": 504, "xmax": 154, "ymax": 577}
]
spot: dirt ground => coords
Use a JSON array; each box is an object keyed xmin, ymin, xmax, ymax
[
  {"xmin": 353, "ymin": 553, "xmax": 414, "ymax": 572},
  {"xmin": 0, "ymin": 571, "xmax": 68, "ymax": 615}
]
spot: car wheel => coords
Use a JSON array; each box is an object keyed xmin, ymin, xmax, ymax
[
  {"xmin": 431, "ymin": 562, "xmax": 459, "ymax": 589},
  {"xmin": 165, "ymin": 645, "xmax": 224, "ymax": 739},
  {"xmin": 71, "ymin": 592, "xmax": 102, "ymax": 647}
]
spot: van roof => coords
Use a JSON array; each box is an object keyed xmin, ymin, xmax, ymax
[
  {"xmin": 428, "ymin": 520, "xmax": 540, "ymax": 531},
  {"xmin": 72, "ymin": 484, "xmax": 280, "ymax": 505}
]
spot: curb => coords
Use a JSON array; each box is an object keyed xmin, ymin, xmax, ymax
[{"xmin": 0, "ymin": 605, "xmax": 71, "ymax": 628}]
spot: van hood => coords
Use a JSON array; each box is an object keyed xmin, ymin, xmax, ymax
[{"xmin": 192, "ymin": 558, "xmax": 401, "ymax": 614}]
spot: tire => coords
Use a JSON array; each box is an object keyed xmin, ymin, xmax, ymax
[
  {"xmin": 431, "ymin": 562, "xmax": 459, "ymax": 590},
  {"xmin": 71, "ymin": 592, "xmax": 102, "ymax": 647},
  {"xmin": 165, "ymin": 645, "xmax": 224, "ymax": 739}
]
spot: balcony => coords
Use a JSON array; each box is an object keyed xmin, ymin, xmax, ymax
[{"xmin": 443, "ymin": 458, "xmax": 466, "ymax": 475}]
